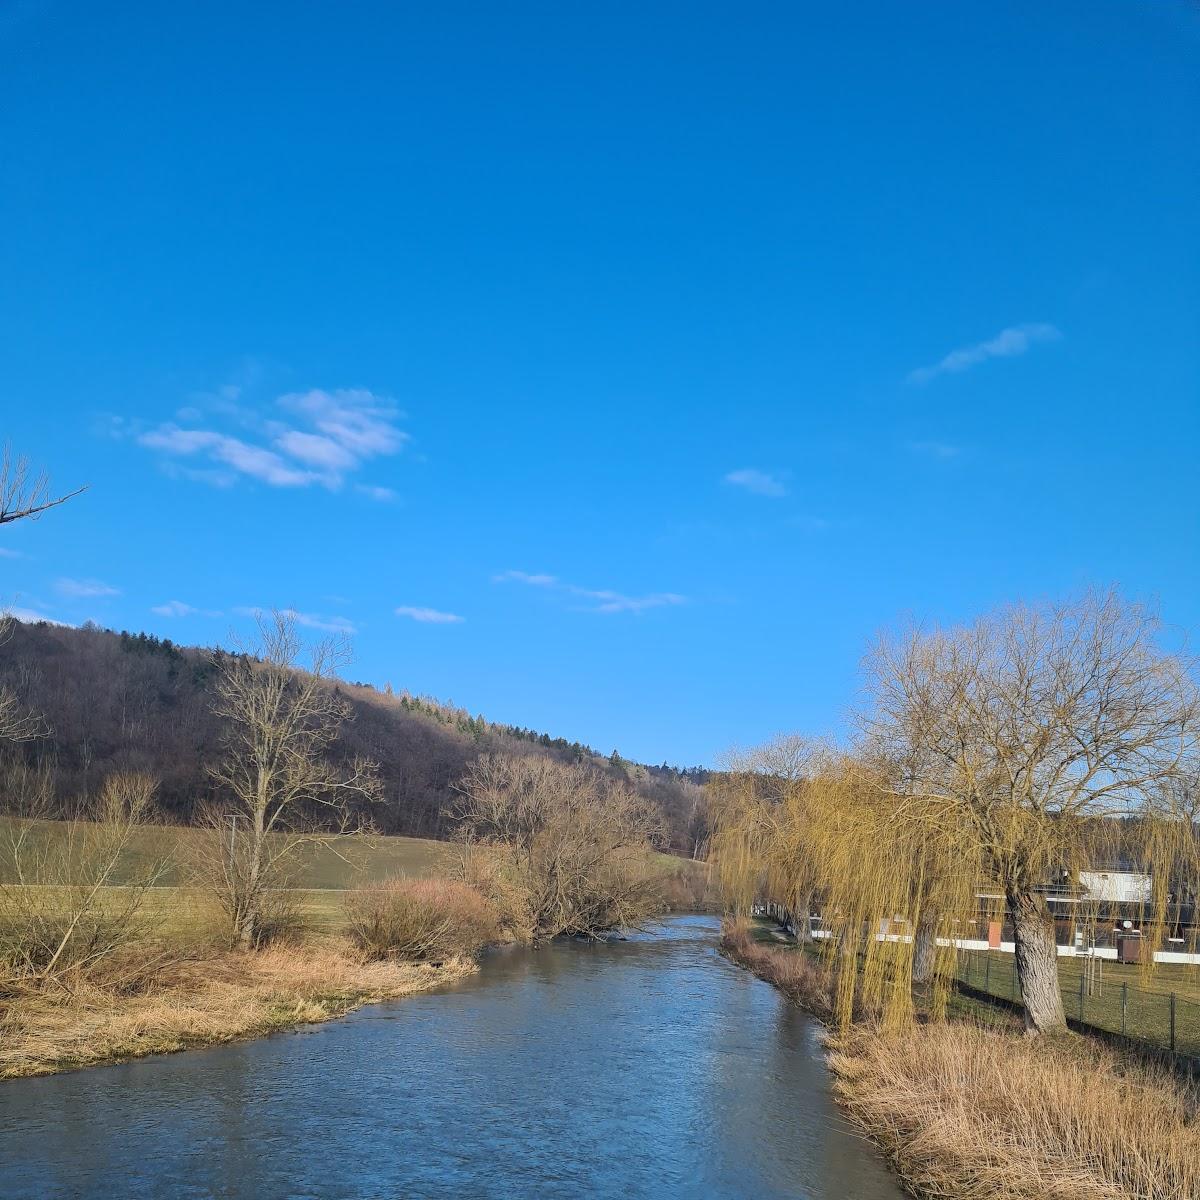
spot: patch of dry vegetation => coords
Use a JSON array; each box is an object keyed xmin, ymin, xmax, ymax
[
  {"xmin": 346, "ymin": 877, "xmax": 498, "ymax": 961},
  {"xmin": 719, "ymin": 922, "xmax": 835, "ymax": 1020},
  {"xmin": 726, "ymin": 924, "xmax": 1200, "ymax": 1200},
  {"xmin": 0, "ymin": 939, "xmax": 473, "ymax": 1081},
  {"xmin": 829, "ymin": 1022, "xmax": 1200, "ymax": 1200}
]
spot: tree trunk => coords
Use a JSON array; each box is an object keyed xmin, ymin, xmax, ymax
[
  {"xmin": 1007, "ymin": 884, "xmax": 1067, "ymax": 1034},
  {"xmin": 793, "ymin": 892, "xmax": 812, "ymax": 943},
  {"xmin": 237, "ymin": 811, "xmax": 265, "ymax": 950},
  {"xmin": 912, "ymin": 907, "xmax": 938, "ymax": 985}
]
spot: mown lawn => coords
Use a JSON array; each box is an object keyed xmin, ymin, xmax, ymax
[
  {"xmin": 0, "ymin": 817, "xmax": 455, "ymax": 888},
  {"xmin": 955, "ymin": 948, "xmax": 1200, "ymax": 1055}
]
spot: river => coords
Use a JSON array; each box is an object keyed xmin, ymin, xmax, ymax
[{"xmin": 0, "ymin": 915, "xmax": 903, "ymax": 1199}]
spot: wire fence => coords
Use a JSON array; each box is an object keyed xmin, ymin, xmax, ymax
[{"xmin": 955, "ymin": 949, "xmax": 1200, "ymax": 1057}]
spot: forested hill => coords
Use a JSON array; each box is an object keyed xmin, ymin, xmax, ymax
[{"xmin": 0, "ymin": 619, "xmax": 710, "ymax": 854}]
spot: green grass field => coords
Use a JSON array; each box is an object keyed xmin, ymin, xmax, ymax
[
  {"xmin": 0, "ymin": 817, "xmax": 710, "ymax": 939},
  {"xmin": 747, "ymin": 918, "xmax": 1200, "ymax": 1051},
  {"xmin": 955, "ymin": 948, "xmax": 1200, "ymax": 1056},
  {"xmin": 0, "ymin": 817, "xmax": 455, "ymax": 888}
]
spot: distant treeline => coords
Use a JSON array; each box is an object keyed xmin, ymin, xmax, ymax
[{"xmin": 0, "ymin": 620, "xmax": 711, "ymax": 854}]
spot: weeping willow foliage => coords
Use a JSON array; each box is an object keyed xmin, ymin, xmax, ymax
[
  {"xmin": 713, "ymin": 595, "xmax": 1200, "ymax": 1036},
  {"xmin": 713, "ymin": 750, "xmax": 1200, "ymax": 1032},
  {"xmin": 708, "ymin": 736, "xmax": 819, "ymax": 921}
]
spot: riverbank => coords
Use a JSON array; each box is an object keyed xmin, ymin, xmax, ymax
[
  {"xmin": 0, "ymin": 940, "xmax": 474, "ymax": 1081},
  {"xmin": 721, "ymin": 922, "xmax": 1200, "ymax": 1200}
]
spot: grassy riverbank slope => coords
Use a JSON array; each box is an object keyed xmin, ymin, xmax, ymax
[
  {"xmin": 0, "ymin": 820, "xmax": 709, "ymax": 1080},
  {"xmin": 721, "ymin": 922, "xmax": 1200, "ymax": 1200},
  {"xmin": 1, "ymin": 941, "xmax": 474, "ymax": 1081}
]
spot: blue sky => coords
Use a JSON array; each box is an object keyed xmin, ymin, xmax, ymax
[{"xmin": 1, "ymin": 2, "xmax": 1197, "ymax": 766}]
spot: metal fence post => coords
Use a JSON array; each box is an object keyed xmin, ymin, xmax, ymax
[
  {"xmin": 1121, "ymin": 982, "xmax": 1127, "ymax": 1037},
  {"xmin": 1170, "ymin": 992, "xmax": 1177, "ymax": 1052},
  {"xmin": 985, "ymin": 954, "xmax": 991, "ymax": 994}
]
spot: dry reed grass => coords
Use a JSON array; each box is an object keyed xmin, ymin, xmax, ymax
[
  {"xmin": 724, "ymin": 921, "xmax": 1200, "ymax": 1200},
  {"xmin": 829, "ymin": 1022, "xmax": 1200, "ymax": 1200},
  {"xmin": 0, "ymin": 939, "xmax": 474, "ymax": 1081},
  {"xmin": 719, "ymin": 922, "xmax": 837, "ymax": 1021}
]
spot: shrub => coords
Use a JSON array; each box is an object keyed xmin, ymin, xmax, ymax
[{"xmin": 345, "ymin": 878, "xmax": 497, "ymax": 962}]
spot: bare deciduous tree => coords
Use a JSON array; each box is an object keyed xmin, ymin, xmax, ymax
[
  {"xmin": 863, "ymin": 589, "xmax": 1199, "ymax": 1034},
  {"xmin": 454, "ymin": 754, "xmax": 665, "ymax": 940},
  {"xmin": 0, "ymin": 444, "xmax": 85, "ymax": 527},
  {"xmin": 0, "ymin": 772, "xmax": 169, "ymax": 988},
  {"xmin": 0, "ymin": 616, "xmax": 48, "ymax": 744},
  {"xmin": 206, "ymin": 611, "xmax": 380, "ymax": 948}
]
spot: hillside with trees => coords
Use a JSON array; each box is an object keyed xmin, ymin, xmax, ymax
[{"xmin": 0, "ymin": 617, "xmax": 710, "ymax": 855}]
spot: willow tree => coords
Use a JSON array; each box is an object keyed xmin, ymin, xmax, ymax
[
  {"xmin": 863, "ymin": 590, "xmax": 1198, "ymax": 1034},
  {"xmin": 709, "ymin": 736, "xmax": 821, "ymax": 936},
  {"xmin": 710, "ymin": 741, "xmax": 970, "ymax": 1029}
]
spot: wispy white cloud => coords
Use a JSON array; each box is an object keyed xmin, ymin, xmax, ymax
[
  {"xmin": 907, "ymin": 440, "xmax": 962, "ymax": 459},
  {"xmin": 279, "ymin": 389, "xmax": 408, "ymax": 458},
  {"xmin": 136, "ymin": 388, "xmax": 408, "ymax": 492},
  {"xmin": 235, "ymin": 605, "xmax": 358, "ymax": 634},
  {"xmin": 723, "ymin": 468, "xmax": 788, "ymax": 498},
  {"xmin": 495, "ymin": 570, "xmax": 686, "ymax": 616},
  {"xmin": 492, "ymin": 569, "xmax": 558, "ymax": 587},
  {"xmin": 356, "ymin": 484, "xmax": 398, "ymax": 502},
  {"xmin": 56, "ymin": 577, "xmax": 120, "ymax": 598},
  {"xmin": 151, "ymin": 600, "xmax": 222, "ymax": 618},
  {"xmin": 0, "ymin": 547, "xmax": 22, "ymax": 559},
  {"xmin": 395, "ymin": 605, "xmax": 465, "ymax": 624},
  {"xmin": 788, "ymin": 514, "xmax": 832, "ymax": 532},
  {"xmin": 4, "ymin": 606, "xmax": 70, "ymax": 626},
  {"xmin": 908, "ymin": 323, "xmax": 1061, "ymax": 384}
]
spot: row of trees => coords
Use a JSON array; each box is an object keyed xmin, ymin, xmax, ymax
[{"xmin": 713, "ymin": 590, "xmax": 1200, "ymax": 1035}]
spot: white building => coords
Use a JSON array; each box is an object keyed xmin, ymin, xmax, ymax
[{"xmin": 1078, "ymin": 869, "xmax": 1152, "ymax": 904}]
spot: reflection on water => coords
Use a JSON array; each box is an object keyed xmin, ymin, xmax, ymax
[{"xmin": 0, "ymin": 915, "xmax": 902, "ymax": 1199}]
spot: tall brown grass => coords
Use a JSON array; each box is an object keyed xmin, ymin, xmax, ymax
[
  {"xmin": 345, "ymin": 878, "xmax": 498, "ymax": 961},
  {"xmin": 0, "ymin": 939, "xmax": 474, "ymax": 1080},
  {"xmin": 724, "ymin": 921, "xmax": 1200, "ymax": 1200},
  {"xmin": 830, "ymin": 1022, "xmax": 1200, "ymax": 1200},
  {"xmin": 719, "ymin": 922, "xmax": 837, "ymax": 1021}
]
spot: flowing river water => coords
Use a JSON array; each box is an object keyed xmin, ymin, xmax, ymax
[{"xmin": 0, "ymin": 915, "xmax": 903, "ymax": 1199}]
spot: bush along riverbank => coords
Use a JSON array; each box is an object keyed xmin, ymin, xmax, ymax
[{"xmin": 720, "ymin": 922, "xmax": 1200, "ymax": 1200}]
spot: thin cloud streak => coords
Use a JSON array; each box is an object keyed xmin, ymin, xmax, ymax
[
  {"xmin": 723, "ymin": 468, "xmax": 788, "ymax": 497},
  {"xmin": 495, "ymin": 570, "xmax": 686, "ymax": 615},
  {"xmin": 907, "ymin": 323, "xmax": 1061, "ymax": 384},
  {"xmin": 56, "ymin": 577, "xmax": 120, "ymax": 598},
  {"xmin": 234, "ymin": 605, "xmax": 357, "ymax": 634},
  {"xmin": 395, "ymin": 606, "xmax": 465, "ymax": 624},
  {"xmin": 151, "ymin": 600, "xmax": 222, "ymax": 618},
  {"xmin": 356, "ymin": 484, "xmax": 398, "ymax": 502},
  {"xmin": 5, "ymin": 606, "xmax": 71, "ymax": 626}
]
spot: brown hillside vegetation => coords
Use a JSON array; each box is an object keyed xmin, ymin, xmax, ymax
[{"xmin": 0, "ymin": 619, "xmax": 709, "ymax": 852}]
